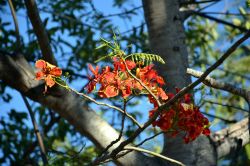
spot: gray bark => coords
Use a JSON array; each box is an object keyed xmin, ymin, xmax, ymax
[{"xmin": 142, "ymin": 0, "xmax": 216, "ymax": 165}]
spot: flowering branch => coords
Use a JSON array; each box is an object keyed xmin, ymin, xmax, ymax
[
  {"xmin": 33, "ymin": 28, "xmax": 250, "ymax": 165},
  {"xmin": 91, "ymin": 30, "xmax": 250, "ymax": 165}
]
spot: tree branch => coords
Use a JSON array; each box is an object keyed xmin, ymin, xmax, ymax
[
  {"xmin": 21, "ymin": 94, "xmax": 48, "ymax": 165},
  {"xmin": 211, "ymin": 118, "xmax": 249, "ymax": 158},
  {"xmin": 7, "ymin": 0, "xmax": 21, "ymax": 51},
  {"xmin": 100, "ymin": 6, "xmax": 142, "ymax": 18},
  {"xmin": 187, "ymin": 69, "xmax": 250, "ymax": 158},
  {"xmin": 22, "ymin": 115, "xmax": 60, "ymax": 162},
  {"xmin": 97, "ymin": 100, "xmax": 128, "ymax": 158},
  {"xmin": 195, "ymin": 12, "xmax": 248, "ymax": 32},
  {"xmin": 24, "ymin": 0, "xmax": 57, "ymax": 65},
  {"xmin": 180, "ymin": 0, "xmax": 221, "ymax": 5},
  {"xmin": 124, "ymin": 146, "xmax": 185, "ymax": 166},
  {"xmin": 203, "ymin": 100, "xmax": 248, "ymax": 113},
  {"xmin": 187, "ymin": 68, "xmax": 249, "ymax": 99}
]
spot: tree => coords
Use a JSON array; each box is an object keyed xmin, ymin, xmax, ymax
[{"xmin": 0, "ymin": 0, "xmax": 249, "ymax": 165}]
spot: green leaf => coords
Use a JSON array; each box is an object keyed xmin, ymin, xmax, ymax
[
  {"xmin": 125, "ymin": 53, "xmax": 165, "ymax": 64},
  {"xmin": 95, "ymin": 43, "xmax": 107, "ymax": 50}
]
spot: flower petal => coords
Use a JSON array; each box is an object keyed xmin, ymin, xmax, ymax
[
  {"xmin": 35, "ymin": 60, "xmax": 46, "ymax": 69},
  {"xmin": 104, "ymin": 85, "xmax": 118, "ymax": 98},
  {"xmin": 50, "ymin": 67, "xmax": 62, "ymax": 77},
  {"xmin": 45, "ymin": 75, "xmax": 55, "ymax": 87},
  {"xmin": 36, "ymin": 71, "xmax": 45, "ymax": 80}
]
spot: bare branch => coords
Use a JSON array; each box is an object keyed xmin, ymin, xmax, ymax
[
  {"xmin": 124, "ymin": 146, "xmax": 185, "ymax": 166},
  {"xmin": 135, "ymin": 131, "xmax": 164, "ymax": 147},
  {"xmin": 187, "ymin": 68, "xmax": 249, "ymax": 99},
  {"xmin": 21, "ymin": 94, "xmax": 48, "ymax": 165},
  {"xmin": 97, "ymin": 100, "xmax": 128, "ymax": 158},
  {"xmin": 195, "ymin": 12, "xmax": 247, "ymax": 32},
  {"xmin": 180, "ymin": 0, "xmax": 221, "ymax": 5},
  {"xmin": 24, "ymin": 0, "xmax": 57, "ymax": 65},
  {"xmin": 23, "ymin": 115, "xmax": 60, "ymax": 161},
  {"xmin": 202, "ymin": 11, "xmax": 250, "ymax": 16},
  {"xmin": 211, "ymin": 118, "xmax": 249, "ymax": 158},
  {"xmin": 201, "ymin": 111, "xmax": 237, "ymax": 123},
  {"xmin": 7, "ymin": 0, "xmax": 21, "ymax": 50},
  {"xmin": 70, "ymin": 88, "xmax": 142, "ymax": 128},
  {"xmin": 100, "ymin": 6, "xmax": 142, "ymax": 18},
  {"xmin": 203, "ymin": 100, "xmax": 248, "ymax": 113}
]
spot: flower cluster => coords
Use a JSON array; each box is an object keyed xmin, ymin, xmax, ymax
[
  {"xmin": 86, "ymin": 58, "xmax": 210, "ymax": 143},
  {"xmin": 87, "ymin": 57, "xmax": 167, "ymax": 100},
  {"xmin": 149, "ymin": 92, "xmax": 210, "ymax": 143},
  {"xmin": 35, "ymin": 60, "xmax": 62, "ymax": 92},
  {"xmin": 35, "ymin": 56, "xmax": 210, "ymax": 143}
]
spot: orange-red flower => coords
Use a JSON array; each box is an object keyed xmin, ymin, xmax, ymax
[
  {"xmin": 84, "ymin": 57, "xmax": 210, "ymax": 143},
  {"xmin": 35, "ymin": 60, "xmax": 62, "ymax": 92}
]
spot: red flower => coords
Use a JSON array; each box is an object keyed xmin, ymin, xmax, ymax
[
  {"xmin": 98, "ymin": 85, "xmax": 119, "ymax": 98},
  {"xmin": 202, "ymin": 128, "xmax": 211, "ymax": 136},
  {"xmin": 113, "ymin": 58, "xmax": 136, "ymax": 72},
  {"xmin": 35, "ymin": 60, "xmax": 62, "ymax": 92},
  {"xmin": 86, "ymin": 64, "xmax": 100, "ymax": 93},
  {"xmin": 88, "ymin": 64, "xmax": 99, "ymax": 77}
]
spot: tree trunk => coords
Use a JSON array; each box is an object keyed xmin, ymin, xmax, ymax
[{"xmin": 142, "ymin": 0, "xmax": 216, "ymax": 165}]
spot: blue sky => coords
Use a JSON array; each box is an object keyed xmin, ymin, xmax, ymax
[{"xmin": 1, "ymin": 0, "xmax": 249, "ymax": 165}]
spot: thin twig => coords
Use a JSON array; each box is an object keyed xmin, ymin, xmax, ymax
[
  {"xmin": 124, "ymin": 146, "xmax": 185, "ymax": 166},
  {"xmin": 181, "ymin": 0, "xmax": 221, "ymax": 5},
  {"xmin": 135, "ymin": 131, "xmax": 164, "ymax": 147},
  {"xmin": 70, "ymin": 88, "xmax": 142, "ymax": 128},
  {"xmin": 7, "ymin": 0, "xmax": 21, "ymax": 50},
  {"xmin": 202, "ymin": 11, "xmax": 250, "ymax": 16},
  {"xmin": 198, "ymin": 0, "xmax": 221, "ymax": 11},
  {"xmin": 97, "ymin": 100, "xmax": 128, "ymax": 158},
  {"xmin": 204, "ymin": 100, "xmax": 248, "ymax": 113},
  {"xmin": 201, "ymin": 111, "xmax": 237, "ymax": 123},
  {"xmin": 23, "ymin": 116, "xmax": 61, "ymax": 161},
  {"xmin": 121, "ymin": 23, "xmax": 146, "ymax": 34},
  {"xmin": 195, "ymin": 12, "xmax": 247, "ymax": 32},
  {"xmin": 21, "ymin": 94, "xmax": 48, "ymax": 165},
  {"xmin": 100, "ymin": 6, "xmax": 142, "ymax": 18}
]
